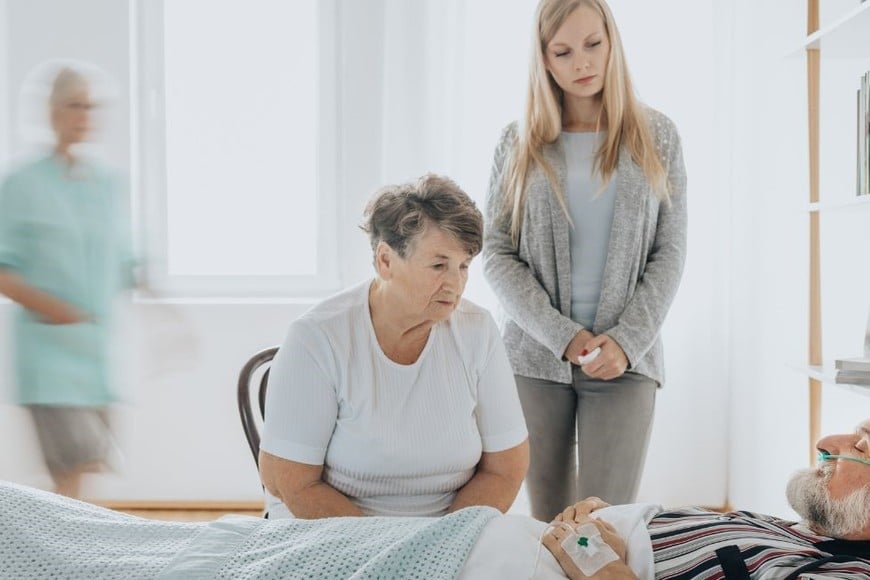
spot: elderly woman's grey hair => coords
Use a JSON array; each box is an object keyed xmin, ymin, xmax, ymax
[
  {"xmin": 49, "ymin": 67, "xmax": 89, "ymax": 108},
  {"xmin": 361, "ymin": 174, "xmax": 484, "ymax": 260}
]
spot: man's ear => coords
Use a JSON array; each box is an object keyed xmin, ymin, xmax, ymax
[{"xmin": 374, "ymin": 241, "xmax": 393, "ymax": 279}]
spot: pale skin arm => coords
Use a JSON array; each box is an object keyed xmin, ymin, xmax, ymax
[
  {"xmin": 447, "ymin": 439, "xmax": 530, "ymax": 513},
  {"xmin": 545, "ymin": 497, "xmax": 637, "ymax": 580},
  {"xmin": 554, "ymin": 496, "xmax": 611, "ymax": 523},
  {"xmin": 543, "ymin": 517, "xmax": 637, "ymax": 580},
  {"xmin": 0, "ymin": 269, "xmax": 87, "ymax": 324},
  {"xmin": 259, "ymin": 451, "xmax": 365, "ymax": 519}
]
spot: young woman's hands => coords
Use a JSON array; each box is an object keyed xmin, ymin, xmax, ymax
[
  {"xmin": 564, "ymin": 329, "xmax": 596, "ymax": 365},
  {"xmin": 578, "ymin": 334, "xmax": 628, "ymax": 380}
]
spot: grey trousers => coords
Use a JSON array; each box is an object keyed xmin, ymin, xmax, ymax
[
  {"xmin": 516, "ymin": 369, "xmax": 657, "ymax": 522},
  {"xmin": 28, "ymin": 405, "xmax": 114, "ymax": 477}
]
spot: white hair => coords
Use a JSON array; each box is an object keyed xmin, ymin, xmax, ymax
[{"xmin": 786, "ymin": 464, "xmax": 870, "ymax": 537}]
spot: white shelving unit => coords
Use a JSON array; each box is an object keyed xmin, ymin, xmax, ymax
[
  {"xmin": 803, "ymin": 0, "xmax": 870, "ymax": 461},
  {"xmin": 805, "ymin": 364, "xmax": 870, "ymax": 396},
  {"xmin": 808, "ymin": 194, "xmax": 870, "ymax": 212},
  {"xmin": 804, "ymin": 1, "xmax": 870, "ymax": 56}
]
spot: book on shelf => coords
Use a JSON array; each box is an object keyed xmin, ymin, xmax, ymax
[
  {"xmin": 860, "ymin": 71, "xmax": 870, "ymax": 196},
  {"xmin": 836, "ymin": 370, "xmax": 870, "ymax": 386},
  {"xmin": 835, "ymin": 356, "xmax": 870, "ymax": 371}
]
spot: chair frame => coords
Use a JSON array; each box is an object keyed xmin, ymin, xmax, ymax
[{"xmin": 237, "ymin": 346, "xmax": 279, "ymax": 469}]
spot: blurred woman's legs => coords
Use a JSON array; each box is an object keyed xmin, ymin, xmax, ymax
[{"xmin": 28, "ymin": 405, "xmax": 114, "ymax": 498}]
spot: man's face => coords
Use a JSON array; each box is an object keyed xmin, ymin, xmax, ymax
[
  {"xmin": 786, "ymin": 419, "xmax": 870, "ymax": 539},
  {"xmin": 816, "ymin": 419, "xmax": 870, "ymax": 500}
]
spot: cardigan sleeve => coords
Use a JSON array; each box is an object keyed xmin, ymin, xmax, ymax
[
  {"xmin": 482, "ymin": 123, "xmax": 585, "ymax": 361},
  {"xmin": 605, "ymin": 115, "xmax": 688, "ymax": 368}
]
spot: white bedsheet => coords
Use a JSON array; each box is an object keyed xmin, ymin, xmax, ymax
[
  {"xmin": 0, "ymin": 481, "xmax": 495, "ymax": 579},
  {"xmin": 1, "ymin": 480, "xmax": 661, "ymax": 579},
  {"xmin": 461, "ymin": 503, "xmax": 662, "ymax": 579}
]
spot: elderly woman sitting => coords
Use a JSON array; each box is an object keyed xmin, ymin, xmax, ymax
[{"xmin": 259, "ymin": 174, "xmax": 530, "ymax": 519}]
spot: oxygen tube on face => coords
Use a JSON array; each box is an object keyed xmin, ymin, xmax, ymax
[{"xmin": 817, "ymin": 450, "xmax": 870, "ymax": 466}]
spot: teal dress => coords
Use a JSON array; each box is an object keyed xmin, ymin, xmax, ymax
[{"xmin": 0, "ymin": 155, "xmax": 134, "ymax": 406}]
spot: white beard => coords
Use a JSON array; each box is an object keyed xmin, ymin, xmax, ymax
[{"xmin": 786, "ymin": 466, "xmax": 870, "ymax": 538}]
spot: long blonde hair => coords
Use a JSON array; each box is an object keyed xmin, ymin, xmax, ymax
[{"xmin": 502, "ymin": 0, "xmax": 670, "ymax": 245}]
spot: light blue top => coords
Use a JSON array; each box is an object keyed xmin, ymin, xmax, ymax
[
  {"xmin": 563, "ymin": 131, "xmax": 618, "ymax": 328},
  {"xmin": 0, "ymin": 154, "xmax": 134, "ymax": 405}
]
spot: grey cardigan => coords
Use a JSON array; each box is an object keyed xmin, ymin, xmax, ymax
[{"xmin": 482, "ymin": 108, "xmax": 687, "ymax": 386}]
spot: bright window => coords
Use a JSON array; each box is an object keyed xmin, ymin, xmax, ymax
[{"xmin": 137, "ymin": 0, "xmax": 337, "ymax": 296}]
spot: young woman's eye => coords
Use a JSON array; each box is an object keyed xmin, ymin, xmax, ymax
[
  {"xmin": 460, "ymin": 263, "xmax": 470, "ymax": 271},
  {"xmin": 432, "ymin": 264, "xmax": 446, "ymax": 270},
  {"xmin": 555, "ymin": 51, "xmax": 570, "ymax": 58},
  {"xmin": 588, "ymin": 41, "xmax": 602, "ymax": 48}
]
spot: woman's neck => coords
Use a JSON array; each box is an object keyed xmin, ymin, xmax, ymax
[
  {"xmin": 368, "ymin": 280, "xmax": 433, "ymax": 363},
  {"xmin": 54, "ymin": 143, "xmax": 77, "ymax": 165},
  {"xmin": 562, "ymin": 96, "xmax": 605, "ymax": 132}
]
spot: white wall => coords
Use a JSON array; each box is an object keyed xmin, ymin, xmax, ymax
[{"xmin": 11, "ymin": 0, "xmax": 859, "ymax": 517}]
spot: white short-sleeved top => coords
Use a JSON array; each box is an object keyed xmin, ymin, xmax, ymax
[{"xmin": 260, "ymin": 280, "xmax": 528, "ymax": 518}]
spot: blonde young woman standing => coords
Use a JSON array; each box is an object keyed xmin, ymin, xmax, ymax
[{"xmin": 483, "ymin": 0, "xmax": 687, "ymax": 520}]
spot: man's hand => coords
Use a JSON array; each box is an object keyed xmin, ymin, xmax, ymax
[
  {"xmin": 554, "ymin": 496, "xmax": 611, "ymax": 524},
  {"xmin": 543, "ymin": 517, "xmax": 636, "ymax": 579}
]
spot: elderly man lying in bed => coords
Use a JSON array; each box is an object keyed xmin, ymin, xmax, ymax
[{"xmin": 2, "ymin": 419, "xmax": 869, "ymax": 579}]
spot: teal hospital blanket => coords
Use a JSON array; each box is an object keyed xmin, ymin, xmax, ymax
[{"xmin": 0, "ymin": 481, "xmax": 498, "ymax": 579}]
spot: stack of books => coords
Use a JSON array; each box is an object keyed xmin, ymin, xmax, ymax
[{"xmin": 835, "ymin": 356, "xmax": 870, "ymax": 385}]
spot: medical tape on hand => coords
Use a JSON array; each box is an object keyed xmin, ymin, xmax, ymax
[
  {"xmin": 560, "ymin": 522, "xmax": 620, "ymax": 576},
  {"xmin": 529, "ymin": 521, "xmax": 571, "ymax": 579},
  {"xmin": 529, "ymin": 520, "xmax": 619, "ymax": 579}
]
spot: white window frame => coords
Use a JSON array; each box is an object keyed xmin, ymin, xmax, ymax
[
  {"xmin": 134, "ymin": 0, "xmax": 340, "ymax": 298},
  {"xmin": 0, "ymin": 0, "xmax": 7, "ymax": 308},
  {"xmin": 0, "ymin": 0, "xmax": 9, "ymax": 169}
]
